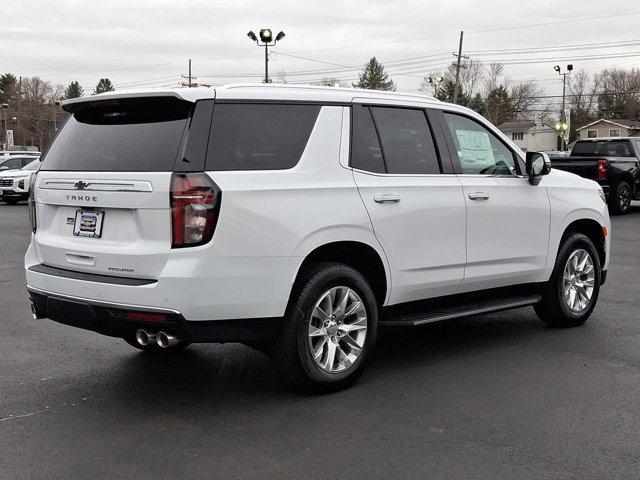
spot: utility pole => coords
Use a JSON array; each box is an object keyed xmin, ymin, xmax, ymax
[
  {"xmin": 181, "ymin": 59, "xmax": 197, "ymax": 87},
  {"xmin": 453, "ymin": 31, "xmax": 467, "ymax": 104}
]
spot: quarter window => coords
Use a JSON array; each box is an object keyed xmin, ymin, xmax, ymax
[
  {"xmin": 206, "ymin": 103, "xmax": 321, "ymax": 171},
  {"xmin": 350, "ymin": 105, "xmax": 385, "ymax": 173},
  {"xmin": 443, "ymin": 113, "xmax": 518, "ymax": 175},
  {"xmin": 370, "ymin": 107, "xmax": 440, "ymax": 174}
]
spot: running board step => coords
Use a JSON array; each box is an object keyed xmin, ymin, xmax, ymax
[{"xmin": 380, "ymin": 295, "xmax": 542, "ymax": 327}]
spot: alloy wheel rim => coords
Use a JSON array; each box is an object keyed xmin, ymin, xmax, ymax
[
  {"xmin": 308, "ymin": 286, "xmax": 368, "ymax": 373},
  {"xmin": 562, "ymin": 249, "xmax": 595, "ymax": 313},
  {"xmin": 619, "ymin": 184, "xmax": 631, "ymax": 210}
]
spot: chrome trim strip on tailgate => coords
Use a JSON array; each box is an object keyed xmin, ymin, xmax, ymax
[
  {"xmin": 39, "ymin": 179, "xmax": 154, "ymax": 192},
  {"xmin": 26, "ymin": 286, "xmax": 181, "ymax": 315},
  {"xmin": 28, "ymin": 264, "xmax": 156, "ymax": 286}
]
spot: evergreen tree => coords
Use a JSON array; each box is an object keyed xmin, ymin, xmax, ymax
[
  {"xmin": 353, "ymin": 57, "xmax": 395, "ymax": 91},
  {"xmin": 434, "ymin": 79, "xmax": 470, "ymax": 106},
  {"xmin": 485, "ymin": 85, "xmax": 513, "ymax": 125},
  {"xmin": 93, "ymin": 78, "xmax": 115, "ymax": 95},
  {"xmin": 468, "ymin": 93, "xmax": 486, "ymax": 116},
  {"xmin": 0, "ymin": 73, "xmax": 18, "ymax": 104},
  {"xmin": 64, "ymin": 81, "xmax": 84, "ymax": 99}
]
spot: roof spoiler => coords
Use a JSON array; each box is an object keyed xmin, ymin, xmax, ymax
[{"xmin": 60, "ymin": 89, "xmax": 215, "ymax": 113}]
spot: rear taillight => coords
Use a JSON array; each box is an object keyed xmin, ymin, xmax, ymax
[
  {"xmin": 597, "ymin": 159, "xmax": 608, "ymax": 181},
  {"xmin": 170, "ymin": 173, "xmax": 221, "ymax": 248},
  {"xmin": 28, "ymin": 173, "xmax": 37, "ymax": 233}
]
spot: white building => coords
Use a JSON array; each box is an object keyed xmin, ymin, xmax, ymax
[{"xmin": 498, "ymin": 120, "xmax": 558, "ymax": 152}]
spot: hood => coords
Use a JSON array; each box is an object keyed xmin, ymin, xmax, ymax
[{"xmin": 0, "ymin": 169, "xmax": 35, "ymax": 178}]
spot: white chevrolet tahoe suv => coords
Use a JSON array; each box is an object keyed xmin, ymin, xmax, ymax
[{"xmin": 25, "ymin": 84, "xmax": 611, "ymax": 392}]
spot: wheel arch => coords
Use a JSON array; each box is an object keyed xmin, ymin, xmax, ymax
[
  {"xmin": 290, "ymin": 239, "xmax": 390, "ymax": 307},
  {"xmin": 559, "ymin": 218, "xmax": 606, "ymax": 268}
]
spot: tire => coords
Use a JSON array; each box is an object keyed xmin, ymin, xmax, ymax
[
  {"xmin": 272, "ymin": 262, "xmax": 379, "ymax": 394},
  {"xmin": 609, "ymin": 180, "xmax": 632, "ymax": 215},
  {"xmin": 534, "ymin": 233, "xmax": 601, "ymax": 328},
  {"xmin": 123, "ymin": 335, "xmax": 191, "ymax": 353}
]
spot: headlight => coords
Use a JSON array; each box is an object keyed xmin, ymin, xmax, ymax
[
  {"xmin": 598, "ymin": 188, "xmax": 606, "ymax": 203},
  {"xmin": 18, "ymin": 179, "xmax": 25, "ymax": 189}
]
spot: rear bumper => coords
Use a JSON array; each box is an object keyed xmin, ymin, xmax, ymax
[{"xmin": 27, "ymin": 286, "xmax": 281, "ymax": 343}]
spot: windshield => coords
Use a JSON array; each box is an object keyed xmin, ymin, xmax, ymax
[
  {"xmin": 22, "ymin": 159, "xmax": 41, "ymax": 170},
  {"xmin": 41, "ymin": 97, "xmax": 191, "ymax": 171},
  {"xmin": 572, "ymin": 140, "xmax": 634, "ymax": 157}
]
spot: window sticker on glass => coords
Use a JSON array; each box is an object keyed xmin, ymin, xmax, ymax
[{"xmin": 455, "ymin": 130, "xmax": 495, "ymax": 166}]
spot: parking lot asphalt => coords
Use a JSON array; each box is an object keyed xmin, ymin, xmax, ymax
[{"xmin": 1, "ymin": 202, "xmax": 639, "ymax": 480}]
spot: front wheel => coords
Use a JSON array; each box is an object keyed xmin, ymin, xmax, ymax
[
  {"xmin": 535, "ymin": 233, "xmax": 601, "ymax": 328},
  {"xmin": 272, "ymin": 262, "xmax": 378, "ymax": 393}
]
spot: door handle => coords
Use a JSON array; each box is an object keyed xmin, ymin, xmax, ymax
[
  {"xmin": 468, "ymin": 192, "xmax": 491, "ymax": 200},
  {"xmin": 374, "ymin": 194, "xmax": 401, "ymax": 204}
]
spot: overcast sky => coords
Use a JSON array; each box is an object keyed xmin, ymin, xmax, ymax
[{"xmin": 6, "ymin": 0, "xmax": 640, "ymax": 103}]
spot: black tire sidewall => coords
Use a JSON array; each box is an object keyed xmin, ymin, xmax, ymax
[
  {"xmin": 282, "ymin": 263, "xmax": 379, "ymax": 389},
  {"xmin": 611, "ymin": 180, "xmax": 631, "ymax": 214},
  {"xmin": 551, "ymin": 234, "xmax": 601, "ymax": 322}
]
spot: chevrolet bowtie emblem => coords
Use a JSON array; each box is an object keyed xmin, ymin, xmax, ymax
[{"xmin": 74, "ymin": 180, "xmax": 89, "ymax": 190}]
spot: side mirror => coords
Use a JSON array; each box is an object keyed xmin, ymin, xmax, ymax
[{"xmin": 525, "ymin": 152, "xmax": 551, "ymax": 185}]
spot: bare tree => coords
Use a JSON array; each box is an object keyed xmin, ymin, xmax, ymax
[
  {"xmin": 275, "ymin": 69, "xmax": 288, "ymax": 84},
  {"xmin": 568, "ymin": 70, "xmax": 598, "ymax": 127},
  {"xmin": 594, "ymin": 67, "xmax": 640, "ymax": 119},
  {"xmin": 484, "ymin": 62, "xmax": 505, "ymax": 94}
]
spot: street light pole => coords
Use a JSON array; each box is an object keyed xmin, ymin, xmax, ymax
[
  {"xmin": 1, "ymin": 104, "xmax": 8, "ymax": 150},
  {"xmin": 553, "ymin": 64, "xmax": 573, "ymax": 151},
  {"xmin": 264, "ymin": 43, "xmax": 269, "ymax": 84},
  {"xmin": 247, "ymin": 29, "xmax": 285, "ymax": 83}
]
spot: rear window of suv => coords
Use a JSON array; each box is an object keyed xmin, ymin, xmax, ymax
[
  {"xmin": 41, "ymin": 97, "xmax": 191, "ymax": 171},
  {"xmin": 205, "ymin": 103, "xmax": 321, "ymax": 171}
]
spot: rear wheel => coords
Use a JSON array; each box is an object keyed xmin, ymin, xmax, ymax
[
  {"xmin": 535, "ymin": 233, "xmax": 601, "ymax": 328},
  {"xmin": 609, "ymin": 180, "xmax": 632, "ymax": 215},
  {"xmin": 272, "ymin": 262, "xmax": 378, "ymax": 393}
]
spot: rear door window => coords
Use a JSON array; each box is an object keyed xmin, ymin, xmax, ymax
[
  {"xmin": 205, "ymin": 103, "xmax": 321, "ymax": 171},
  {"xmin": 41, "ymin": 97, "xmax": 192, "ymax": 171},
  {"xmin": 370, "ymin": 107, "xmax": 441, "ymax": 174}
]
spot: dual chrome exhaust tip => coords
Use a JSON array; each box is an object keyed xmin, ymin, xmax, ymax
[{"xmin": 135, "ymin": 329, "xmax": 180, "ymax": 349}]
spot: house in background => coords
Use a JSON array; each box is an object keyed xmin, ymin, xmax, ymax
[
  {"xmin": 497, "ymin": 120, "xmax": 558, "ymax": 152},
  {"xmin": 576, "ymin": 118, "xmax": 640, "ymax": 139}
]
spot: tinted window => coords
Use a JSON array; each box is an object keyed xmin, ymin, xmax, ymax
[
  {"xmin": 1, "ymin": 158, "xmax": 23, "ymax": 169},
  {"xmin": 572, "ymin": 140, "xmax": 634, "ymax": 157},
  {"xmin": 371, "ymin": 107, "xmax": 440, "ymax": 174},
  {"xmin": 206, "ymin": 104, "xmax": 320, "ymax": 171},
  {"xmin": 443, "ymin": 113, "xmax": 517, "ymax": 175},
  {"xmin": 351, "ymin": 105, "xmax": 385, "ymax": 173},
  {"xmin": 41, "ymin": 97, "xmax": 191, "ymax": 171}
]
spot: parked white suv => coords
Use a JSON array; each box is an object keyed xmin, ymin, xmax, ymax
[{"xmin": 25, "ymin": 84, "xmax": 611, "ymax": 392}]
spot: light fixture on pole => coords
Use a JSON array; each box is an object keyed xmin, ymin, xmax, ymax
[
  {"xmin": 247, "ymin": 29, "xmax": 286, "ymax": 83},
  {"xmin": 554, "ymin": 64, "xmax": 573, "ymax": 151}
]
